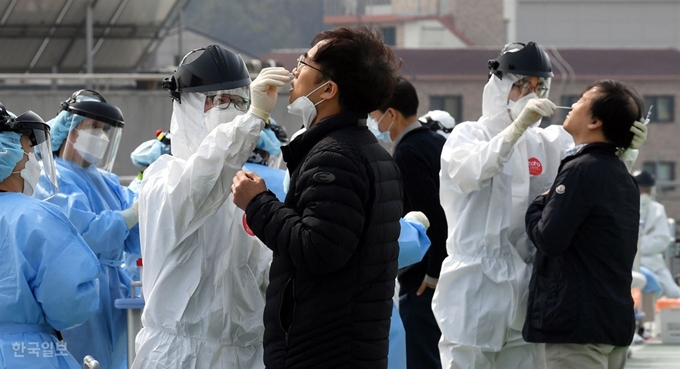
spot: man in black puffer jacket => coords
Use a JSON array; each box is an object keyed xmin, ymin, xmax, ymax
[{"xmin": 232, "ymin": 25, "xmax": 403, "ymax": 369}]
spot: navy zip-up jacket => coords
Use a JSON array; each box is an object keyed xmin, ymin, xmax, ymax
[{"xmin": 524, "ymin": 142, "xmax": 639, "ymax": 346}]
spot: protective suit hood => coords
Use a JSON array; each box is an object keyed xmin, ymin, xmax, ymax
[
  {"xmin": 170, "ymin": 91, "xmax": 245, "ymax": 161},
  {"xmin": 480, "ymin": 74, "xmax": 520, "ymax": 132}
]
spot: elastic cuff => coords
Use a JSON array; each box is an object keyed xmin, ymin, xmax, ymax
[
  {"xmin": 120, "ymin": 208, "xmax": 139, "ymax": 229},
  {"xmin": 424, "ymin": 275, "xmax": 439, "ymax": 286},
  {"xmin": 248, "ymin": 106, "xmax": 270, "ymax": 122},
  {"xmin": 246, "ymin": 190, "xmax": 275, "ymax": 212}
]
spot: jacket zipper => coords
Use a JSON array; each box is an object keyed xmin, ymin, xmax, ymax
[{"xmin": 279, "ymin": 276, "xmax": 296, "ymax": 347}]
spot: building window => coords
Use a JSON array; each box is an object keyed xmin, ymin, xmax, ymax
[
  {"xmin": 380, "ymin": 27, "xmax": 396, "ymax": 46},
  {"xmin": 643, "ymin": 96, "xmax": 675, "ymax": 123},
  {"xmin": 429, "ymin": 95, "xmax": 462, "ymax": 123},
  {"xmin": 643, "ymin": 161, "xmax": 676, "ymax": 192}
]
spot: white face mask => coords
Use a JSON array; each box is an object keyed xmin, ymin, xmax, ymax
[
  {"xmin": 73, "ymin": 128, "xmax": 110, "ymax": 164},
  {"xmin": 287, "ymin": 81, "xmax": 330, "ymax": 129},
  {"xmin": 640, "ymin": 192, "xmax": 651, "ymax": 209},
  {"xmin": 11, "ymin": 152, "xmax": 41, "ymax": 196},
  {"xmin": 204, "ymin": 105, "xmax": 242, "ymax": 133},
  {"xmin": 508, "ymin": 92, "xmax": 538, "ymax": 121}
]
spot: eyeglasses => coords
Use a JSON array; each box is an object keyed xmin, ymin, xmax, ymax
[
  {"xmin": 296, "ymin": 55, "xmax": 325, "ymax": 75},
  {"xmin": 513, "ymin": 77, "xmax": 549, "ymax": 98},
  {"xmin": 205, "ymin": 94, "xmax": 250, "ymax": 112}
]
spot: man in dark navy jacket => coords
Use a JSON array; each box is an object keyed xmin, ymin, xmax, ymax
[
  {"xmin": 525, "ymin": 80, "xmax": 646, "ymax": 369},
  {"xmin": 368, "ymin": 77, "xmax": 447, "ymax": 369},
  {"xmin": 232, "ymin": 25, "xmax": 403, "ymax": 369}
]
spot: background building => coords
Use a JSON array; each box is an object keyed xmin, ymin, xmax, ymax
[
  {"xmin": 264, "ymin": 47, "xmax": 680, "ymax": 218},
  {"xmin": 1, "ymin": 0, "xmax": 679, "ymax": 220}
]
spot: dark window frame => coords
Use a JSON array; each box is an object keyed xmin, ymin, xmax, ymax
[
  {"xmin": 643, "ymin": 161, "xmax": 676, "ymax": 192},
  {"xmin": 429, "ymin": 95, "xmax": 463, "ymax": 123},
  {"xmin": 643, "ymin": 95, "xmax": 675, "ymax": 123},
  {"xmin": 379, "ymin": 26, "xmax": 396, "ymax": 47}
]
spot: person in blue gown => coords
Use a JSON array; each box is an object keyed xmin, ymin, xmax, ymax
[
  {"xmin": 0, "ymin": 104, "xmax": 100, "ymax": 369},
  {"xmin": 34, "ymin": 90, "xmax": 139, "ymax": 369}
]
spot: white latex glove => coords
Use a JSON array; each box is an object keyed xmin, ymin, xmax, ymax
[
  {"xmin": 618, "ymin": 118, "xmax": 648, "ymax": 173},
  {"xmin": 404, "ymin": 211, "xmax": 430, "ymax": 230},
  {"xmin": 120, "ymin": 202, "xmax": 139, "ymax": 229},
  {"xmin": 502, "ymin": 98, "xmax": 556, "ymax": 143},
  {"xmin": 248, "ymin": 67, "xmax": 291, "ymax": 121},
  {"xmin": 629, "ymin": 119, "xmax": 648, "ymax": 150}
]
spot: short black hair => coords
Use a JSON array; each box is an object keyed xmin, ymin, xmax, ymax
[
  {"xmin": 586, "ymin": 80, "xmax": 644, "ymax": 149},
  {"xmin": 311, "ymin": 25, "xmax": 401, "ymax": 114},
  {"xmin": 378, "ymin": 76, "xmax": 419, "ymax": 117}
]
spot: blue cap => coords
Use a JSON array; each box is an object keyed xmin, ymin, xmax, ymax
[{"xmin": 0, "ymin": 131, "xmax": 24, "ymax": 182}]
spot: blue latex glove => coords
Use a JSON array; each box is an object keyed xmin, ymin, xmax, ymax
[
  {"xmin": 397, "ymin": 217, "xmax": 431, "ymax": 268},
  {"xmin": 256, "ymin": 127, "xmax": 282, "ymax": 156},
  {"xmin": 47, "ymin": 110, "xmax": 85, "ymax": 152},
  {"xmin": 130, "ymin": 139, "xmax": 164, "ymax": 168}
]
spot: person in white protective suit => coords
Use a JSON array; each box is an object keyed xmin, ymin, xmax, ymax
[
  {"xmin": 132, "ymin": 45, "xmax": 290, "ymax": 369},
  {"xmin": 432, "ymin": 42, "xmax": 647, "ymax": 369},
  {"xmin": 635, "ymin": 170, "xmax": 680, "ymax": 298},
  {"xmin": 419, "ymin": 110, "xmax": 456, "ymax": 139}
]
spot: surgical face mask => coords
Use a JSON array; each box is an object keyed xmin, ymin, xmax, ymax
[
  {"xmin": 367, "ymin": 112, "xmax": 394, "ymax": 144},
  {"xmin": 11, "ymin": 152, "xmax": 41, "ymax": 196},
  {"xmin": 73, "ymin": 128, "xmax": 110, "ymax": 164},
  {"xmin": 204, "ymin": 105, "xmax": 242, "ymax": 133},
  {"xmin": 287, "ymin": 81, "xmax": 330, "ymax": 129},
  {"xmin": 508, "ymin": 92, "xmax": 538, "ymax": 121}
]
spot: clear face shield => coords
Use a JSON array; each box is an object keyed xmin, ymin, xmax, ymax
[
  {"xmin": 203, "ymin": 88, "xmax": 250, "ymax": 113},
  {"xmin": 507, "ymin": 76, "xmax": 551, "ymax": 121},
  {"xmin": 170, "ymin": 87, "xmax": 250, "ymax": 160},
  {"xmin": 18, "ymin": 117, "xmax": 59, "ymax": 198},
  {"xmin": 61, "ymin": 113, "xmax": 122, "ymax": 172}
]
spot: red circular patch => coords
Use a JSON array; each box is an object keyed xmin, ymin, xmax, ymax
[
  {"xmin": 242, "ymin": 213, "xmax": 255, "ymax": 236},
  {"xmin": 528, "ymin": 157, "xmax": 543, "ymax": 176}
]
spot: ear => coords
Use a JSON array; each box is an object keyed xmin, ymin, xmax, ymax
[
  {"xmin": 587, "ymin": 118, "xmax": 603, "ymax": 131},
  {"xmin": 387, "ymin": 108, "xmax": 401, "ymax": 120},
  {"xmin": 319, "ymin": 80, "xmax": 338, "ymax": 101}
]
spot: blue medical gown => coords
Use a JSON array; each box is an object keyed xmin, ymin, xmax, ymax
[
  {"xmin": 243, "ymin": 162, "xmax": 286, "ymax": 201},
  {"xmin": 0, "ymin": 193, "xmax": 100, "ymax": 369},
  {"xmin": 390, "ymin": 218, "xmax": 431, "ymax": 369},
  {"xmin": 124, "ymin": 177, "xmax": 143, "ymax": 281},
  {"xmin": 35, "ymin": 157, "xmax": 140, "ymax": 369}
]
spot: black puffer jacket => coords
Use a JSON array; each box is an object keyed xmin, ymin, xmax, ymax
[
  {"xmin": 245, "ymin": 110, "xmax": 403, "ymax": 369},
  {"xmin": 524, "ymin": 143, "xmax": 639, "ymax": 346}
]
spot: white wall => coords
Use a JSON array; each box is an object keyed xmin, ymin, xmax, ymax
[
  {"xmin": 517, "ymin": 0, "xmax": 680, "ymax": 48},
  {"xmin": 403, "ymin": 20, "xmax": 467, "ymax": 48}
]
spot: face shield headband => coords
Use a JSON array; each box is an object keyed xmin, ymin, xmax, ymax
[{"xmin": 0, "ymin": 110, "xmax": 59, "ymax": 197}]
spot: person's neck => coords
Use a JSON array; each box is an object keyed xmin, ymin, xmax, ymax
[
  {"xmin": 310, "ymin": 103, "xmax": 342, "ymax": 128},
  {"xmin": 572, "ymin": 131, "xmax": 608, "ymax": 146},
  {"xmin": 391, "ymin": 115, "xmax": 418, "ymax": 140},
  {"xmin": 0, "ymin": 174, "xmax": 23, "ymax": 193}
]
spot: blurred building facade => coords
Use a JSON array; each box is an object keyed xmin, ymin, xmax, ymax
[{"xmin": 317, "ymin": 0, "xmax": 680, "ymax": 219}]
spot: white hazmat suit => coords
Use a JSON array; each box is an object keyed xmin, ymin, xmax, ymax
[
  {"xmin": 639, "ymin": 193, "xmax": 680, "ymax": 297},
  {"xmin": 132, "ymin": 89, "xmax": 272, "ymax": 368},
  {"xmin": 432, "ymin": 74, "xmax": 574, "ymax": 369}
]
